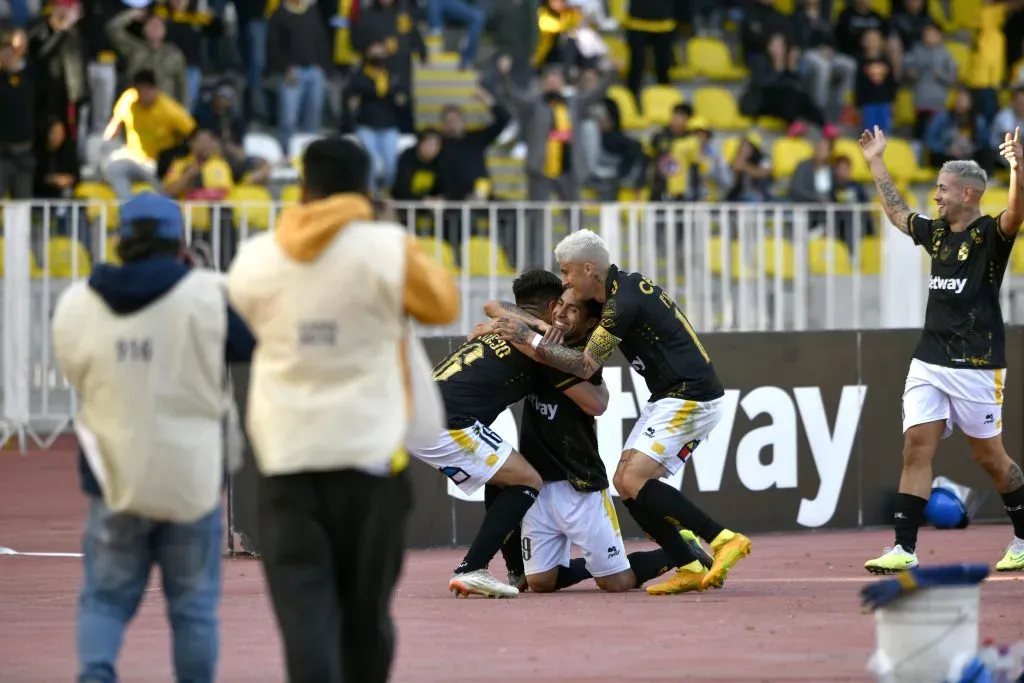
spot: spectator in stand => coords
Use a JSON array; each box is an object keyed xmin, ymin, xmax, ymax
[
  {"xmin": 830, "ymin": 155, "xmax": 872, "ymax": 249},
  {"xmin": 344, "ymin": 40, "xmax": 405, "ymax": 194},
  {"xmin": 427, "ymin": 0, "xmax": 486, "ymax": 69},
  {"xmin": 234, "ymin": 0, "xmax": 269, "ymax": 121},
  {"xmin": 724, "ymin": 133, "xmax": 772, "ymax": 202},
  {"xmin": 581, "ymin": 93, "xmax": 645, "ymax": 200},
  {"xmin": 792, "ymin": 0, "xmax": 856, "ymax": 123},
  {"xmin": 740, "ymin": 0, "xmax": 792, "ymax": 71},
  {"xmin": 0, "ymin": 27, "xmax": 35, "ymax": 199},
  {"xmin": 79, "ymin": 0, "xmax": 119, "ymax": 135},
  {"xmin": 835, "ymin": 0, "xmax": 891, "ymax": 63},
  {"xmin": 26, "ymin": 0, "xmax": 88, "ymax": 138},
  {"xmin": 268, "ymin": 0, "xmax": 333, "ymax": 151},
  {"xmin": 621, "ymin": 0, "xmax": 675, "ymax": 105},
  {"xmin": 155, "ymin": 0, "xmax": 221, "ymax": 112},
  {"xmin": 194, "ymin": 81, "xmax": 271, "ymax": 186},
  {"xmin": 903, "ymin": 21, "xmax": 957, "ymax": 139},
  {"xmin": 531, "ymin": 0, "xmax": 584, "ymax": 74},
  {"xmin": 741, "ymin": 33, "xmax": 825, "ymax": 131},
  {"xmin": 854, "ymin": 28, "xmax": 897, "ymax": 134},
  {"xmin": 484, "ymin": 0, "xmax": 537, "ymax": 90},
  {"xmin": 965, "ymin": 0, "xmax": 1006, "ymax": 125},
  {"xmin": 890, "ymin": 0, "xmax": 932, "ymax": 53},
  {"xmin": 352, "ymin": 0, "xmax": 426, "ymax": 135},
  {"xmin": 647, "ymin": 102, "xmax": 691, "ymax": 200},
  {"xmin": 438, "ymin": 88, "xmax": 511, "ymax": 201},
  {"xmin": 106, "ymin": 8, "xmax": 188, "ymax": 105},
  {"xmin": 103, "ymin": 69, "xmax": 196, "ymax": 197},
  {"xmin": 392, "ymin": 127, "xmax": 445, "ymax": 200},
  {"xmin": 991, "ymin": 87, "xmax": 1024, "ymax": 156},
  {"xmin": 924, "ymin": 86, "xmax": 995, "ymax": 172},
  {"xmin": 788, "ymin": 136, "xmax": 836, "ymax": 204},
  {"xmin": 162, "ymin": 128, "xmax": 234, "ymax": 200},
  {"xmin": 648, "ymin": 116, "xmax": 721, "ymax": 200},
  {"xmin": 34, "ymin": 117, "xmax": 79, "ymax": 198}
]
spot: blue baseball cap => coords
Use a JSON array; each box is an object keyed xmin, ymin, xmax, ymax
[{"xmin": 119, "ymin": 192, "xmax": 183, "ymax": 242}]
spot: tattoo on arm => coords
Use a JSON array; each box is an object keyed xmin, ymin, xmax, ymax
[
  {"xmin": 536, "ymin": 340, "xmax": 595, "ymax": 378},
  {"xmin": 1004, "ymin": 462, "xmax": 1024, "ymax": 492},
  {"xmin": 872, "ymin": 165, "xmax": 912, "ymax": 234},
  {"xmin": 494, "ymin": 301, "xmax": 544, "ymax": 331}
]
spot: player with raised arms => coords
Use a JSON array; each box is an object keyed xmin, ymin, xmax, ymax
[
  {"xmin": 489, "ymin": 231, "xmax": 752, "ymax": 594},
  {"xmin": 860, "ymin": 125, "xmax": 1024, "ymax": 573},
  {"xmin": 512, "ymin": 286, "xmax": 713, "ymax": 593},
  {"xmin": 410, "ymin": 270, "xmax": 610, "ymax": 598}
]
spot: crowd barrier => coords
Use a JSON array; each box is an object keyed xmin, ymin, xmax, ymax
[{"xmin": 228, "ymin": 330, "xmax": 1024, "ymax": 552}]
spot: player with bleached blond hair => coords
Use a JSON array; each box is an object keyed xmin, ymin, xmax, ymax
[{"xmin": 491, "ymin": 230, "xmax": 752, "ymax": 595}]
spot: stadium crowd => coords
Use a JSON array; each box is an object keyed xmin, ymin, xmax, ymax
[{"xmin": 3, "ymin": 0, "xmax": 1024, "ymax": 267}]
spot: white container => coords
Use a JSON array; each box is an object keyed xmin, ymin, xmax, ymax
[{"xmin": 873, "ymin": 585, "xmax": 982, "ymax": 683}]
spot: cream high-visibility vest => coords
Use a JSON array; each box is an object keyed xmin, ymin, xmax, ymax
[{"xmin": 52, "ymin": 270, "xmax": 231, "ymax": 523}]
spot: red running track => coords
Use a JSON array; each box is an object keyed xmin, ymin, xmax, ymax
[{"xmin": 1, "ymin": 450, "xmax": 1022, "ymax": 682}]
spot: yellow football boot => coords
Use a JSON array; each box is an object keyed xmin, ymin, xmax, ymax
[
  {"xmin": 864, "ymin": 545, "xmax": 919, "ymax": 575},
  {"xmin": 701, "ymin": 529, "xmax": 752, "ymax": 590},
  {"xmin": 645, "ymin": 560, "xmax": 707, "ymax": 595},
  {"xmin": 995, "ymin": 539, "xmax": 1024, "ymax": 572}
]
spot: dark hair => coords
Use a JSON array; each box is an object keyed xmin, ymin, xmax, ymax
[
  {"xmin": 133, "ymin": 69, "xmax": 157, "ymax": 88},
  {"xmin": 440, "ymin": 104, "xmax": 461, "ymax": 119},
  {"xmin": 418, "ymin": 126, "xmax": 443, "ymax": 142},
  {"xmin": 582, "ymin": 299, "xmax": 603, "ymax": 320},
  {"xmin": 513, "ymin": 270, "xmax": 564, "ymax": 309},
  {"xmin": 116, "ymin": 219, "xmax": 181, "ymax": 263},
  {"xmin": 833, "ymin": 155, "xmax": 852, "ymax": 167},
  {"xmin": 673, "ymin": 103, "xmax": 693, "ymax": 118},
  {"xmin": 302, "ymin": 136, "xmax": 371, "ymax": 198}
]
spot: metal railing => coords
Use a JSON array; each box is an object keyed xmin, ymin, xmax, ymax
[{"xmin": 3, "ymin": 198, "xmax": 1022, "ymax": 450}]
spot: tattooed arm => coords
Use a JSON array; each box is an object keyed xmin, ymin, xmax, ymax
[
  {"xmin": 493, "ymin": 316, "xmax": 616, "ymax": 380},
  {"xmin": 483, "ymin": 300, "xmax": 546, "ymax": 331},
  {"xmin": 868, "ymin": 158, "xmax": 913, "ymax": 235}
]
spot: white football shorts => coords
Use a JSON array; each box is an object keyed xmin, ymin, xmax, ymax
[
  {"xmin": 409, "ymin": 421, "xmax": 513, "ymax": 495},
  {"xmin": 623, "ymin": 397, "xmax": 725, "ymax": 476},
  {"xmin": 903, "ymin": 358, "xmax": 1005, "ymax": 439}
]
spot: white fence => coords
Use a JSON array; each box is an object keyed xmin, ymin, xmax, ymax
[{"xmin": 3, "ymin": 198, "xmax": 1023, "ymax": 451}]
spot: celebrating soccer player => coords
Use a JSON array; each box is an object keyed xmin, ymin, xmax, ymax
[
  {"xmin": 859, "ymin": 125, "xmax": 1024, "ymax": 574},
  {"xmin": 491, "ymin": 230, "xmax": 752, "ymax": 594}
]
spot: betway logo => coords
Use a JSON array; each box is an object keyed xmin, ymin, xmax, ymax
[
  {"xmin": 447, "ymin": 368, "xmax": 867, "ymax": 529},
  {"xmin": 929, "ymin": 276, "xmax": 966, "ymax": 294},
  {"xmin": 525, "ymin": 393, "xmax": 558, "ymax": 421}
]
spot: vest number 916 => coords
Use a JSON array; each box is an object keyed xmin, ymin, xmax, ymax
[{"xmin": 116, "ymin": 338, "xmax": 153, "ymax": 362}]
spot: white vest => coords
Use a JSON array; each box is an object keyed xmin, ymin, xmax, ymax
[
  {"xmin": 52, "ymin": 270, "xmax": 231, "ymax": 523},
  {"xmin": 227, "ymin": 221, "xmax": 414, "ymax": 476}
]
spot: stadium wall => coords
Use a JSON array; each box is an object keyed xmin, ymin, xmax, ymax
[{"xmin": 228, "ymin": 329, "xmax": 1024, "ymax": 554}]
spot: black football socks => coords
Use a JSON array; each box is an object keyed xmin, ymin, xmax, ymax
[
  {"xmin": 893, "ymin": 492, "xmax": 928, "ymax": 553},
  {"xmin": 627, "ymin": 550, "xmax": 673, "ymax": 586},
  {"xmin": 484, "ymin": 484, "xmax": 525, "ymax": 576},
  {"xmin": 555, "ymin": 558, "xmax": 591, "ymax": 589},
  {"xmin": 1001, "ymin": 485, "xmax": 1024, "ymax": 539},
  {"xmin": 635, "ymin": 479, "xmax": 725, "ymax": 544},
  {"xmin": 455, "ymin": 485, "xmax": 538, "ymax": 575},
  {"xmin": 623, "ymin": 497, "xmax": 699, "ymax": 568}
]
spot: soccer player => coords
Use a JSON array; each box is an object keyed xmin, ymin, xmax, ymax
[
  {"xmin": 412, "ymin": 270, "xmax": 609, "ymax": 598},
  {"xmin": 515, "ymin": 287, "xmax": 713, "ymax": 593},
  {"xmin": 859, "ymin": 125, "xmax": 1024, "ymax": 573},
  {"xmin": 491, "ymin": 230, "xmax": 752, "ymax": 595}
]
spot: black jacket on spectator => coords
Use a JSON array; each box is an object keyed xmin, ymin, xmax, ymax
[
  {"xmin": 156, "ymin": 4, "xmax": 223, "ymax": 66},
  {"xmin": 487, "ymin": 0, "xmax": 538, "ymax": 70},
  {"xmin": 27, "ymin": 17, "xmax": 89, "ymax": 115},
  {"xmin": 79, "ymin": 0, "xmax": 121, "ymax": 60},
  {"xmin": 791, "ymin": 9, "xmax": 838, "ymax": 51},
  {"xmin": 438, "ymin": 104, "xmax": 511, "ymax": 200},
  {"xmin": 195, "ymin": 103, "xmax": 247, "ymax": 146},
  {"xmin": 344, "ymin": 65, "xmax": 405, "ymax": 130},
  {"xmin": 891, "ymin": 7, "xmax": 932, "ymax": 51},
  {"xmin": 855, "ymin": 57, "xmax": 897, "ymax": 105},
  {"xmin": 835, "ymin": 7, "xmax": 889, "ymax": 58},
  {"xmin": 739, "ymin": 1, "xmax": 791, "ymax": 59},
  {"xmin": 351, "ymin": 0, "xmax": 426, "ymax": 79},
  {"xmin": 267, "ymin": 2, "xmax": 334, "ymax": 74},
  {"xmin": 33, "ymin": 127, "xmax": 80, "ymax": 198},
  {"xmin": 0, "ymin": 67, "xmax": 36, "ymax": 145},
  {"xmin": 392, "ymin": 146, "xmax": 445, "ymax": 199}
]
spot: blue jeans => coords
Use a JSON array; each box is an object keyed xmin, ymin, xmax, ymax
[
  {"xmin": 240, "ymin": 20, "xmax": 268, "ymax": 120},
  {"xmin": 861, "ymin": 103, "xmax": 893, "ymax": 135},
  {"xmin": 356, "ymin": 126, "xmax": 400, "ymax": 194},
  {"xmin": 76, "ymin": 497, "xmax": 222, "ymax": 683},
  {"xmin": 427, "ymin": 0, "xmax": 486, "ymax": 64},
  {"xmin": 186, "ymin": 66, "xmax": 202, "ymax": 113},
  {"xmin": 277, "ymin": 66, "xmax": 326, "ymax": 150}
]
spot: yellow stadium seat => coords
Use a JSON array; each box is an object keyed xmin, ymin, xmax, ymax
[
  {"xmin": 721, "ymin": 136, "xmax": 742, "ymax": 164},
  {"xmin": 74, "ymin": 182, "xmax": 120, "ymax": 229},
  {"xmin": 884, "ymin": 139, "xmax": 932, "ymax": 182},
  {"xmin": 831, "ymin": 138, "xmax": 872, "ymax": 182},
  {"xmin": 0, "ymin": 237, "xmax": 44, "ymax": 278},
  {"xmin": 692, "ymin": 87, "xmax": 751, "ymax": 131},
  {"xmin": 773, "ymin": 0, "xmax": 794, "ymax": 12},
  {"xmin": 668, "ymin": 44, "xmax": 697, "ymax": 80},
  {"xmin": 894, "ymin": 89, "xmax": 916, "ymax": 128},
  {"xmin": 184, "ymin": 203, "xmax": 212, "ymax": 233},
  {"xmin": 467, "ymin": 236, "xmax": 515, "ymax": 276},
  {"xmin": 809, "ymin": 236, "xmax": 853, "ymax": 275},
  {"xmin": 45, "ymin": 236, "xmax": 92, "ymax": 278},
  {"xmin": 1013, "ymin": 238, "xmax": 1024, "ymax": 274},
  {"xmin": 416, "ymin": 236, "xmax": 459, "ymax": 274},
  {"xmin": 687, "ymin": 38, "xmax": 748, "ymax": 80},
  {"xmin": 981, "ymin": 187, "xmax": 1010, "ymax": 216},
  {"xmin": 762, "ymin": 237, "xmax": 795, "ymax": 279},
  {"xmin": 950, "ymin": 0, "xmax": 981, "ymax": 30},
  {"xmin": 860, "ymin": 236, "xmax": 882, "ymax": 274},
  {"xmin": 640, "ymin": 85, "xmax": 684, "ymax": 126},
  {"xmin": 770, "ymin": 138, "xmax": 815, "ymax": 179},
  {"xmin": 603, "ymin": 36, "xmax": 630, "ymax": 79},
  {"xmin": 757, "ymin": 116, "xmax": 789, "ymax": 133},
  {"xmin": 280, "ymin": 184, "xmax": 301, "ymax": 204},
  {"xmin": 607, "ymin": 85, "xmax": 645, "ymax": 131},
  {"xmin": 706, "ymin": 236, "xmax": 754, "ymax": 279},
  {"xmin": 229, "ymin": 185, "xmax": 274, "ymax": 231},
  {"xmin": 928, "ymin": 0, "xmax": 953, "ymax": 30},
  {"xmin": 945, "ymin": 42, "xmax": 971, "ymax": 77}
]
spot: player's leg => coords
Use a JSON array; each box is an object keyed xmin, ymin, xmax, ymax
[
  {"xmin": 865, "ymin": 376, "xmax": 949, "ymax": 574},
  {"xmin": 615, "ymin": 398, "xmax": 748, "ymax": 592},
  {"xmin": 950, "ymin": 396, "xmax": 1024, "ymax": 572},
  {"xmin": 484, "ymin": 483, "xmax": 526, "ymax": 589},
  {"xmin": 521, "ymin": 484, "xmax": 576, "ymax": 593}
]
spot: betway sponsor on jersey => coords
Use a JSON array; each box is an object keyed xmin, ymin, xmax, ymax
[
  {"xmin": 449, "ymin": 368, "xmax": 867, "ymax": 530},
  {"xmin": 930, "ymin": 276, "xmax": 967, "ymax": 293}
]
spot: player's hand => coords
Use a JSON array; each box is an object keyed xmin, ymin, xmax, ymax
[
  {"xmin": 999, "ymin": 127, "xmax": 1022, "ymax": 172},
  {"xmin": 494, "ymin": 316, "xmax": 534, "ymax": 345},
  {"xmin": 468, "ymin": 320, "xmax": 496, "ymax": 340},
  {"xmin": 542, "ymin": 323, "xmax": 565, "ymax": 346},
  {"xmin": 858, "ymin": 125, "xmax": 887, "ymax": 162}
]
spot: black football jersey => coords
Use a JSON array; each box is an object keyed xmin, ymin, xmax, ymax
[
  {"xmin": 908, "ymin": 213, "xmax": 1014, "ymax": 369},
  {"xmin": 589, "ymin": 265, "xmax": 724, "ymax": 402},
  {"xmin": 519, "ymin": 339, "xmax": 608, "ymax": 493},
  {"xmin": 434, "ymin": 333, "xmax": 536, "ymax": 428}
]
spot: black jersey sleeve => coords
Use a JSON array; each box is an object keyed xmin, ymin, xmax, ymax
[
  {"xmin": 990, "ymin": 211, "xmax": 1017, "ymax": 259},
  {"xmin": 585, "ymin": 281, "xmax": 638, "ymax": 364},
  {"xmin": 909, "ymin": 213, "xmax": 938, "ymax": 247}
]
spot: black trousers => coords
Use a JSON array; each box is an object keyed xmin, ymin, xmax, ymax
[
  {"xmin": 258, "ymin": 468, "xmax": 412, "ymax": 683},
  {"xmin": 627, "ymin": 29, "xmax": 673, "ymax": 104}
]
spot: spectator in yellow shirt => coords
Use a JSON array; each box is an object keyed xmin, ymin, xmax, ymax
[
  {"xmin": 162, "ymin": 129, "xmax": 235, "ymax": 200},
  {"xmin": 103, "ymin": 70, "xmax": 197, "ymax": 198}
]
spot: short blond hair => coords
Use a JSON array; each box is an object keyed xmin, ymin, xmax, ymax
[{"xmin": 554, "ymin": 229, "xmax": 610, "ymax": 270}]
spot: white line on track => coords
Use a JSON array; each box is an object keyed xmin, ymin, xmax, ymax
[
  {"xmin": 0, "ymin": 546, "xmax": 83, "ymax": 558},
  {"xmin": 733, "ymin": 575, "xmax": 1021, "ymax": 584}
]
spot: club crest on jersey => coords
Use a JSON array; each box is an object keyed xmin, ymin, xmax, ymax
[
  {"xmin": 940, "ymin": 245, "xmax": 952, "ymax": 260},
  {"xmin": 957, "ymin": 242, "xmax": 970, "ymax": 261}
]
